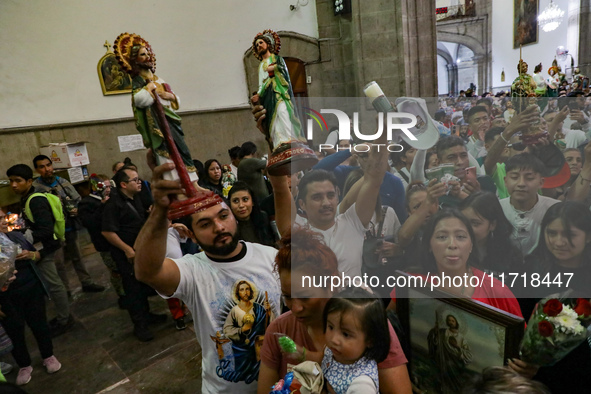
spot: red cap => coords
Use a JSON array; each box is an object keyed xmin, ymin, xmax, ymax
[{"xmin": 542, "ymin": 162, "xmax": 571, "ymax": 189}]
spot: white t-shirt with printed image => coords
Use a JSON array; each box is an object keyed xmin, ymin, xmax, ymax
[{"xmin": 161, "ymin": 242, "xmax": 281, "ymax": 394}]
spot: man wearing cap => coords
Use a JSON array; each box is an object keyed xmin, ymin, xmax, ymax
[{"xmin": 133, "ymin": 162, "xmax": 281, "ymax": 393}]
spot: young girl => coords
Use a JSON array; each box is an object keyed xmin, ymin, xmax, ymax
[{"xmin": 321, "ymin": 287, "xmax": 390, "ymax": 394}]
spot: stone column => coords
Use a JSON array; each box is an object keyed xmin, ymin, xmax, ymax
[
  {"xmin": 579, "ymin": 0, "xmax": 591, "ymax": 76},
  {"xmin": 312, "ymin": 0, "xmax": 438, "ymax": 99},
  {"xmin": 401, "ymin": 0, "xmax": 439, "ymax": 97}
]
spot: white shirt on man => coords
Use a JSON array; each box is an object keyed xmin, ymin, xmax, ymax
[
  {"xmin": 160, "ymin": 242, "xmax": 281, "ymax": 394},
  {"xmin": 295, "ymin": 203, "xmax": 367, "ymax": 277},
  {"xmin": 500, "ymin": 195, "xmax": 560, "ymax": 255}
]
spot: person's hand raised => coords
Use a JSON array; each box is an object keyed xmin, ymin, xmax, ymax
[
  {"xmin": 151, "ymin": 162, "xmax": 185, "ymax": 210},
  {"xmin": 251, "ymin": 95, "xmax": 267, "ymax": 135}
]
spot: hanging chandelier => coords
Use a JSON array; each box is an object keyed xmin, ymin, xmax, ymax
[{"xmin": 538, "ymin": 0, "xmax": 565, "ymax": 32}]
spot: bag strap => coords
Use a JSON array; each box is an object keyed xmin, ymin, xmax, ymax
[
  {"xmin": 376, "ymin": 206, "xmax": 388, "ymax": 238},
  {"xmin": 125, "ymin": 200, "xmax": 142, "ymax": 220}
]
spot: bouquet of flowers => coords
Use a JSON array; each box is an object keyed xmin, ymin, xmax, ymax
[{"xmin": 520, "ymin": 294, "xmax": 591, "ymax": 366}]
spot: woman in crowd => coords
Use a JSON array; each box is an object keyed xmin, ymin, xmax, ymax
[
  {"xmin": 198, "ymin": 159, "xmax": 223, "ymax": 197},
  {"xmin": 0, "ymin": 209, "xmax": 61, "ymax": 386},
  {"xmin": 459, "ymin": 192, "xmax": 523, "ymax": 277},
  {"xmin": 518, "ymin": 201, "xmax": 591, "ymax": 393},
  {"xmin": 388, "ymin": 209, "xmax": 533, "ymax": 384},
  {"xmin": 257, "ymin": 227, "xmax": 412, "ymax": 394},
  {"xmin": 388, "ymin": 209, "xmax": 523, "ymax": 315},
  {"xmin": 227, "ymin": 181, "xmax": 277, "ymax": 247}
]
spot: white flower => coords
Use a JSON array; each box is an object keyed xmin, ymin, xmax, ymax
[{"xmin": 549, "ymin": 306, "xmax": 585, "ymax": 336}]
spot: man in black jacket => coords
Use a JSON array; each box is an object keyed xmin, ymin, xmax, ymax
[
  {"xmin": 102, "ymin": 167, "xmax": 165, "ymax": 341},
  {"xmin": 7, "ymin": 164, "xmax": 73, "ymax": 337}
]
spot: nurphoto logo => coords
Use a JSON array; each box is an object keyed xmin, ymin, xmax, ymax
[{"xmin": 304, "ymin": 107, "xmax": 419, "ymax": 152}]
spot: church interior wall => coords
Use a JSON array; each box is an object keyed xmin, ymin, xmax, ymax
[
  {"xmin": 0, "ymin": 0, "xmax": 319, "ymax": 177},
  {"xmin": 491, "ymin": 0, "xmax": 575, "ymax": 91}
]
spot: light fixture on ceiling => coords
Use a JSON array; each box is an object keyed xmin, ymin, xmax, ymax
[
  {"xmin": 538, "ymin": 0, "xmax": 565, "ymax": 32},
  {"xmin": 290, "ymin": 0, "xmax": 309, "ymax": 11}
]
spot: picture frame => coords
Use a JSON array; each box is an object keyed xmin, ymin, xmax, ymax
[
  {"xmin": 395, "ymin": 272, "xmax": 525, "ymax": 393},
  {"xmin": 513, "ymin": 0, "xmax": 539, "ymax": 48},
  {"xmin": 97, "ymin": 42, "xmax": 132, "ymax": 96}
]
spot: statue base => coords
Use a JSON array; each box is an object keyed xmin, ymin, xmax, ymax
[
  {"xmin": 267, "ymin": 142, "xmax": 318, "ymax": 176},
  {"xmin": 168, "ymin": 193, "xmax": 222, "ymax": 220}
]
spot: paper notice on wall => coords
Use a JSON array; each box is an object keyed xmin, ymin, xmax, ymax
[
  {"xmin": 67, "ymin": 167, "xmax": 85, "ymax": 184},
  {"xmin": 118, "ymin": 134, "xmax": 146, "ymax": 152}
]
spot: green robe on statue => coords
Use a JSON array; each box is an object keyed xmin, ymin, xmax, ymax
[
  {"xmin": 258, "ymin": 54, "xmax": 304, "ymax": 148},
  {"xmin": 131, "ymin": 75, "xmax": 197, "ymax": 179}
]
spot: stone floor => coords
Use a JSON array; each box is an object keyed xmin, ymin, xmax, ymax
[{"xmin": 0, "ymin": 231, "xmax": 203, "ymax": 393}]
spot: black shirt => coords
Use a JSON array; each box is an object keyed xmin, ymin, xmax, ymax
[
  {"xmin": 102, "ymin": 189, "xmax": 146, "ymax": 247},
  {"xmin": 21, "ymin": 186, "xmax": 62, "ymax": 258},
  {"xmin": 78, "ymin": 195, "xmax": 110, "ymax": 252}
]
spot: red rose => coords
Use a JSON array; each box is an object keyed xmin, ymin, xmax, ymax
[
  {"xmin": 543, "ymin": 299, "xmax": 563, "ymax": 317},
  {"xmin": 538, "ymin": 320, "xmax": 554, "ymax": 337},
  {"xmin": 574, "ymin": 298, "xmax": 591, "ymax": 317}
]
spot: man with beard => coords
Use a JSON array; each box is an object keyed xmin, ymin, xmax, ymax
[
  {"xmin": 133, "ymin": 162, "xmax": 281, "ymax": 393},
  {"xmin": 114, "ymin": 33, "xmax": 198, "ymax": 183},
  {"xmin": 102, "ymin": 167, "xmax": 166, "ymax": 342}
]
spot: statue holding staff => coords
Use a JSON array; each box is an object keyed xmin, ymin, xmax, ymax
[
  {"xmin": 114, "ymin": 33, "xmax": 198, "ymax": 183},
  {"xmin": 251, "ymin": 29, "xmax": 317, "ymax": 175}
]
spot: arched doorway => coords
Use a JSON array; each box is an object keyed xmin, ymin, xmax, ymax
[{"xmin": 437, "ymin": 41, "xmax": 478, "ymax": 96}]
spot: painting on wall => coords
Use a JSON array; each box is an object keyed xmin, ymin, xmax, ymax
[
  {"xmin": 98, "ymin": 41, "xmax": 132, "ymax": 96},
  {"xmin": 514, "ymin": 0, "xmax": 539, "ymax": 48}
]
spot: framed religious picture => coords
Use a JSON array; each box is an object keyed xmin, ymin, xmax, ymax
[
  {"xmin": 514, "ymin": 0, "xmax": 539, "ymax": 48},
  {"xmin": 97, "ymin": 41, "xmax": 132, "ymax": 96},
  {"xmin": 396, "ymin": 273, "xmax": 525, "ymax": 394}
]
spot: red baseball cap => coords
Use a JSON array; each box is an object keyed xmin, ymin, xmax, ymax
[{"xmin": 542, "ymin": 162, "xmax": 571, "ymax": 189}]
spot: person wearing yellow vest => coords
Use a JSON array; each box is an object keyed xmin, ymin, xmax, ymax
[{"xmin": 6, "ymin": 164, "xmax": 73, "ymax": 338}]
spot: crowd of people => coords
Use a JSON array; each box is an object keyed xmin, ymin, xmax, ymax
[{"xmin": 1, "ymin": 90, "xmax": 590, "ymax": 393}]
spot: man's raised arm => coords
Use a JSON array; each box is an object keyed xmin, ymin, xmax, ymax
[
  {"xmin": 355, "ymin": 134, "xmax": 389, "ymax": 227},
  {"xmin": 134, "ymin": 163, "xmax": 182, "ymax": 296}
]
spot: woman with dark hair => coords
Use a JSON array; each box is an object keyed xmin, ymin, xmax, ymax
[
  {"xmin": 390, "ymin": 209, "xmax": 523, "ymax": 316},
  {"xmin": 227, "ymin": 182, "xmax": 277, "ymax": 247},
  {"xmin": 389, "ymin": 209, "xmax": 530, "ymax": 384},
  {"xmin": 199, "ymin": 159, "xmax": 223, "ymax": 197},
  {"xmin": 459, "ymin": 192, "xmax": 523, "ymax": 276},
  {"xmin": 518, "ymin": 201, "xmax": 591, "ymax": 393},
  {"xmin": 257, "ymin": 227, "xmax": 412, "ymax": 394}
]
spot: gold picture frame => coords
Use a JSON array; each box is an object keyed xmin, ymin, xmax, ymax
[{"xmin": 97, "ymin": 41, "xmax": 132, "ymax": 96}]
